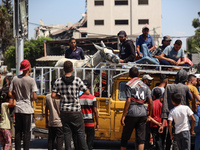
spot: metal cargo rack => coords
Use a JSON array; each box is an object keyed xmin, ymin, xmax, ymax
[{"xmin": 11, "ymin": 62, "xmax": 191, "ymax": 96}]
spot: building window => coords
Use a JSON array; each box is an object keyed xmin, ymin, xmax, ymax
[
  {"xmin": 115, "ymin": 0, "xmax": 128, "ymax": 5},
  {"xmin": 138, "ymin": 19, "xmax": 149, "ymax": 24},
  {"xmin": 115, "ymin": 20, "xmax": 128, "ymax": 25},
  {"xmin": 138, "ymin": 0, "xmax": 148, "ymax": 5},
  {"xmin": 95, "ymin": 0, "xmax": 104, "ymax": 6},
  {"xmin": 81, "ymin": 33, "xmax": 87, "ymax": 37},
  {"xmin": 94, "ymin": 20, "xmax": 104, "ymax": 25}
]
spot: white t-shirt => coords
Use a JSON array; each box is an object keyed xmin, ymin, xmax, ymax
[{"xmin": 168, "ymin": 105, "xmax": 193, "ymax": 134}]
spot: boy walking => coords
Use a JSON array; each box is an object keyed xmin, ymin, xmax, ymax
[
  {"xmin": 45, "ymin": 79, "xmax": 64, "ymax": 150},
  {"xmin": 168, "ymin": 93, "xmax": 196, "ymax": 150},
  {"xmin": 79, "ymin": 80, "xmax": 99, "ymax": 150},
  {"xmin": 51, "ymin": 60, "xmax": 89, "ymax": 150}
]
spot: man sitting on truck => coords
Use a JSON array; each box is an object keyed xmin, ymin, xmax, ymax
[
  {"xmin": 151, "ymin": 36, "xmax": 172, "ymax": 59},
  {"xmin": 120, "ymin": 67, "xmax": 153, "ymax": 150},
  {"xmin": 159, "ymin": 40, "xmax": 190, "ymax": 68},
  {"xmin": 117, "ymin": 30, "xmax": 136, "ymax": 63},
  {"xmin": 134, "ymin": 26, "xmax": 159, "ymax": 65}
]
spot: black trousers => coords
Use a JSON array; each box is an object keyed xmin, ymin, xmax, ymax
[
  {"xmin": 48, "ymin": 127, "xmax": 64, "ymax": 150},
  {"xmin": 85, "ymin": 127, "xmax": 95, "ymax": 150},
  {"xmin": 60, "ymin": 112, "xmax": 88, "ymax": 150},
  {"xmin": 15, "ymin": 113, "xmax": 32, "ymax": 150}
]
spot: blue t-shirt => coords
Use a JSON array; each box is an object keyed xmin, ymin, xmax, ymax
[
  {"xmin": 65, "ymin": 46, "xmax": 85, "ymax": 60},
  {"xmin": 136, "ymin": 34, "xmax": 155, "ymax": 49},
  {"xmin": 163, "ymin": 45, "xmax": 185, "ymax": 61}
]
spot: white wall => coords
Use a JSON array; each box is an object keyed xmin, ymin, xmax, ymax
[{"xmin": 87, "ymin": 0, "xmax": 161, "ymax": 45}]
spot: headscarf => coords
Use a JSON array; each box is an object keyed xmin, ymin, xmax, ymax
[{"xmin": 175, "ymin": 69, "xmax": 188, "ymax": 84}]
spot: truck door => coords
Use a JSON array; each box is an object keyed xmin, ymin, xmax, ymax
[
  {"xmin": 114, "ymin": 81, "xmax": 135, "ymax": 141},
  {"xmin": 95, "ymin": 97, "xmax": 112, "ymax": 140}
]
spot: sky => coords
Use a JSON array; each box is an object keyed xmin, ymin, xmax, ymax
[{"xmin": 27, "ymin": 0, "xmax": 200, "ymax": 50}]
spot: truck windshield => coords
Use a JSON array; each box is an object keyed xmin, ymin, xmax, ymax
[{"xmin": 118, "ymin": 82, "xmax": 127, "ymax": 101}]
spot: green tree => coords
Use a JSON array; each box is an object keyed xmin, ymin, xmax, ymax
[
  {"xmin": 187, "ymin": 13, "xmax": 200, "ymax": 53},
  {"xmin": 5, "ymin": 37, "xmax": 53, "ymax": 70},
  {"xmin": 0, "ymin": 0, "xmax": 14, "ymax": 54}
]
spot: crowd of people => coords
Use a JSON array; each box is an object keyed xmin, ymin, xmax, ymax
[
  {"xmin": 0, "ymin": 28, "xmax": 198, "ymax": 150},
  {"xmin": 117, "ymin": 27, "xmax": 192, "ymax": 70},
  {"xmin": 0, "ymin": 59, "xmax": 99, "ymax": 150},
  {"xmin": 121, "ymin": 67, "xmax": 200, "ymax": 150}
]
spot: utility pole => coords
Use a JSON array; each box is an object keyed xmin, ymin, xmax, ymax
[{"xmin": 13, "ymin": 0, "xmax": 28, "ymax": 75}]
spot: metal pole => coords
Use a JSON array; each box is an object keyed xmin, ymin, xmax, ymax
[{"xmin": 17, "ymin": 38, "xmax": 24, "ymax": 75}]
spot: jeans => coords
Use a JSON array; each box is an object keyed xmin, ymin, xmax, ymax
[
  {"xmin": 15, "ymin": 113, "xmax": 32, "ymax": 150},
  {"xmin": 60, "ymin": 112, "xmax": 88, "ymax": 150},
  {"xmin": 48, "ymin": 127, "xmax": 64, "ymax": 150},
  {"xmin": 175, "ymin": 130, "xmax": 190, "ymax": 150},
  {"xmin": 85, "ymin": 127, "xmax": 95, "ymax": 150},
  {"xmin": 160, "ymin": 59, "xmax": 190, "ymax": 66},
  {"xmin": 135, "ymin": 44, "xmax": 159, "ymax": 65}
]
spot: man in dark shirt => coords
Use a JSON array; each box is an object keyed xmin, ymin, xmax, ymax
[
  {"xmin": 65, "ymin": 38, "xmax": 85, "ymax": 60},
  {"xmin": 117, "ymin": 30, "xmax": 136, "ymax": 63},
  {"xmin": 120, "ymin": 67, "xmax": 153, "ymax": 150}
]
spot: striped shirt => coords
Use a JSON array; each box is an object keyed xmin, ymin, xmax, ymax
[{"xmin": 79, "ymin": 94, "xmax": 97, "ymax": 127}]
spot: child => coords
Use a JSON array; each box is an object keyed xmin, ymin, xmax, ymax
[
  {"xmin": 79, "ymin": 80, "xmax": 99, "ymax": 150},
  {"xmin": 45, "ymin": 79, "xmax": 63, "ymax": 150},
  {"xmin": 0, "ymin": 76, "xmax": 16, "ymax": 150},
  {"xmin": 168, "ymin": 92, "xmax": 196, "ymax": 150},
  {"xmin": 150, "ymin": 88, "xmax": 167, "ymax": 150}
]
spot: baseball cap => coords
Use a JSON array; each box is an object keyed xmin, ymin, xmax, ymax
[
  {"xmin": 163, "ymin": 36, "xmax": 171, "ymax": 41},
  {"xmin": 20, "ymin": 59, "xmax": 31, "ymax": 71},
  {"xmin": 153, "ymin": 88, "xmax": 162, "ymax": 97},
  {"xmin": 195, "ymin": 74, "xmax": 200, "ymax": 79},
  {"xmin": 117, "ymin": 30, "xmax": 127, "ymax": 37},
  {"xmin": 142, "ymin": 74, "xmax": 153, "ymax": 80}
]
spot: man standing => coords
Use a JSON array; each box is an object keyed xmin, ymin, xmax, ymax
[
  {"xmin": 120, "ymin": 67, "xmax": 153, "ymax": 150},
  {"xmin": 135, "ymin": 27, "xmax": 159, "ymax": 65},
  {"xmin": 159, "ymin": 69, "xmax": 192, "ymax": 150},
  {"xmin": 187, "ymin": 74, "xmax": 200, "ymax": 112},
  {"xmin": 51, "ymin": 60, "xmax": 89, "ymax": 150},
  {"xmin": 142, "ymin": 74, "xmax": 153, "ymax": 150},
  {"xmin": 159, "ymin": 40, "xmax": 189, "ymax": 66},
  {"xmin": 8, "ymin": 59, "xmax": 38, "ymax": 150},
  {"xmin": 117, "ymin": 30, "xmax": 136, "ymax": 63},
  {"xmin": 65, "ymin": 38, "xmax": 85, "ymax": 60}
]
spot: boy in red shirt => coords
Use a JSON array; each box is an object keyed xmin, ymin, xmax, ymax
[
  {"xmin": 150, "ymin": 88, "xmax": 167, "ymax": 150},
  {"xmin": 79, "ymin": 80, "xmax": 99, "ymax": 150}
]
